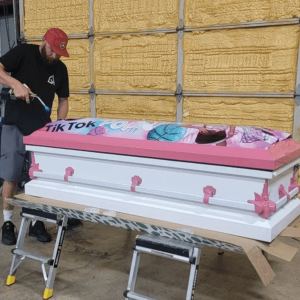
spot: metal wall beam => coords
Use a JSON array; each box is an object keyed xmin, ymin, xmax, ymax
[
  {"xmin": 69, "ymin": 90, "xmax": 89, "ymax": 94},
  {"xmin": 175, "ymin": 0, "xmax": 185, "ymax": 123},
  {"xmin": 70, "ymin": 90, "xmax": 296, "ymax": 99},
  {"xmin": 95, "ymin": 28, "xmax": 176, "ymax": 38},
  {"xmin": 293, "ymin": 25, "xmax": 300, "ymax": 141},
  {"xmin": 25, "ymin": 34, "xmax": 88, "ymax": 42},
  {"xmin": 12, "ymin": 0, "xmax": 20, "ymax": 43},
  {"xmin": 95, "ymin": 90, "xmax": 174, "ymax": 96},
  {"xmin": 183, "ymin": 92, "xmax": 295, "ymax": 98},
  {"xmin": 18, "ymin": 0, "xmax": 24, "ymax": 40},
  {"xmin": 184, "ymin": 18, "xmax": 300, "ymax": 32},
  {"xmin": 89, "ymin": 0, "xmax": 96, "ymax": 118}
]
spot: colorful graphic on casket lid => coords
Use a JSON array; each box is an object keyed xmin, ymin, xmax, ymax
[
  {"xmin": 87, "ymin": 126, "xmax": 109, "ymax": 136},
  {"xmin": 147, "ymin": 124, "xmax": 188, "ymax": 142},
  {"xmin": 39, "ymin": 118, "xmax": 291, "ymax": 149}
]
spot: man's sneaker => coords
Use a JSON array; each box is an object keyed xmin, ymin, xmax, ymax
[
  {"xmin": 1, "ymin": 221, "xmax": 17, "ymax": 245},
  {"xmin": 29, "ymin": 221, "xmax": 51, "ymax": 243},
  {"xmin": 67, "ymin": 218, "xmax": 82, "ymax": 227}
]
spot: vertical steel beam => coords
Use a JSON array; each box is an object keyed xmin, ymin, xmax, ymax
[
  {"xmin": 292, "ymin": 25, "xmax": 300, "ymax": 141},
  {"xmin": 178, "ymin": 0, "xmax": 185, "ymax": 29},
  {"xmin": 89, "ymin": 37, "xmax": 96, "ymax": 117},
  {"xmin": 89, "ymin": 0, "xmax": 94, "ymax": 32},
  {"xmin": 176, "ymin": 95, "xmax": 183, "ymax": 122},
  {"xmin": 18, "ymin": 0, "xmax": 25, "ymax": 40},
  {"xmin": 90, "ymin": 92, "xmax": 96, "ymax": 118},
  {"xmin": 12, "ymin": 0, "xmax": 20, "ymax": 43},
  {"xmin": 89, "ymin": 0, "xmax": 96, "ymax": 118},
  {"xmin": 176, "ymin": 30, "xmax": 184, "ymax": 123},
  {"xmin": 176, "ymin": 0, "xmax": 185, "ymax": 123}
]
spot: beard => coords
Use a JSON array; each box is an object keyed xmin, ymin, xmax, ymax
[{"xmin": 41, "ymin": 45, "xmax": 59, "ymax": 65}]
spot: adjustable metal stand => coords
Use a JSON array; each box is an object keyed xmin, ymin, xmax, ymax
[
  {"xmin": 6, "ymin": 208, "xmax": 68, "ymax": 300},
  {"xmin": 124, "ymin": 234, "xmax": 202, "ymax": 300}
]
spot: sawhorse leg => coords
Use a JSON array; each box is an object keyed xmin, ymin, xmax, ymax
[
  {"xmin": 6, "ymin": 216, "xmax": 30, "ymax": 286},
  {"xmin": 124, "ymin": 234, "xmax": 203, "ymax": 300},
  {"xmin": 186, "ymin": 247, "xmax": 201, "ymax": 300},
  {"xmin": 43, "ymin": 215, "xmax": 68, "ymax": 299},
  {"xmin": 124, "ymin": 249, "xmax": 141, "ymax": 300},
  {"xmin": 6, "ymin": 208, "xmax": 68, "ymax": 300}
]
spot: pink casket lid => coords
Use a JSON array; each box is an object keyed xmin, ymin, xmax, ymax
[{"xmin": 23, "ymin": 121, "xmax": 300, "ymax": 171}]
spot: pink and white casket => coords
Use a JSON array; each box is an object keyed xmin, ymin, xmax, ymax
[{"xmin": 24, "ymin": 119, "xmax": 300, "ymax": 242}]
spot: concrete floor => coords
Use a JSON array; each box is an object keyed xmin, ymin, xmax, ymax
[{"xmin": 0, "ymin": 199, "xmax": 300, "ymax": 300}]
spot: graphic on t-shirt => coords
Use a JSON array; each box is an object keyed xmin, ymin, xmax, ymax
[{"xmin": 48, "ymin": 75, "xmax": 55, "ymax": 86}]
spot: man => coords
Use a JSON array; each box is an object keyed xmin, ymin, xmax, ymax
[{"xmin": 0, "ymin": 28, "xmax": 69, "ymax": 245}]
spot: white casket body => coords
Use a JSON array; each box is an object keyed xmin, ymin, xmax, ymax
[{"xmin": 24, "ymin": 119, "xmax": 300, "ymax": 242}]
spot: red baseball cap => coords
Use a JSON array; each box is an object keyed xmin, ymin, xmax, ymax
[{"xmin": 44, "ymin": 28, "xmax": 69, "ymax": 57}]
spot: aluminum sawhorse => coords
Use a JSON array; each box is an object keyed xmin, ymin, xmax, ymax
[
  {"xmin": 6, "ymin": 207, "xmax": 68, "ymax": 300},
  {"xmin": 124, "ymin": 234, "xmax": 203, "ymax": 300}
]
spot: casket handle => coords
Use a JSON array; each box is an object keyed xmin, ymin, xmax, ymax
[
  {"xmin": 278, "ymin": 184, "xmax": 290, "ymax": 201},
  {"xmin": 29, "ymin": 153, "xmax": 43, "ymax": 180},
  {"xmin": 203, "ymin": 186, "xmax": 216, "ymax": 204},
  {"xmin": 64, "ymin": 167, "xmax": 75, "ymax": 181},
  {"xmin": 131, "ymin": 176, "xmax": 142, "ymax": 192},
  {"xmin": 288, "ymin": 168, "xmax": 300, "ymax": 194}
]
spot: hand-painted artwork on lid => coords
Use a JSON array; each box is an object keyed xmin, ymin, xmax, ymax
[{"xmin": 39, "ymin": 118, "xmax": 290, "ymax": 150}]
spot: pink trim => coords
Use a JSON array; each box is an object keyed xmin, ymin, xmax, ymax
[
  {"xmin": 64, "ymin": 167, "xmax": 74, "ymax": 181},
  {"xmin": 131, "ymin": 176, "xmax": 142, "ymax": 192},
  {"xmin": 203, "ymin": 186, "xmax": 216, "ymax": 204},
  {"xmin": 23, "ymin": 132, "xmax": 300, "ymax": 171},
  {"xmin": 278, "ymin": 184, "xmax": 290, "ymax": 201},
  {"xmin": 29, "ymin": 152, "xmax": 42, "ymax": 180},
  {"xmin": 247, "ymin": 180, "xmax": 276, "ymax": 219},
  {"xmin": 288, "ymin": 168, "xmax": 300, "ymax": 193}
]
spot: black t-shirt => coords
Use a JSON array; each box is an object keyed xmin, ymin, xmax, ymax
[{"xmin": 0, "ymin": 43, "xmax": 69, "ymax": 136}]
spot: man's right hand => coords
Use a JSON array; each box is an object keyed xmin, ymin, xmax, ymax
[
  {"xmin": 0, "ymin": 63, "xmax": 31, "ymax": 104},
  {"xmin": 12, "ymin": 82, "xmax": 31, "ymax": 104}
]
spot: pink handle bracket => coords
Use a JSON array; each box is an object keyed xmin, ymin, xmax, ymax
[
  {"xmin": 29, "ymin": 153, "xmax": 43, "ymax": 180},
  {"xmin": 131, "ymin": 176, "xmax": 142, "ymax": 192},
  {"xmin": 64, "ymin": 167, "xmax": 74, "ymax": 181},
  {"xmin": 203, "ymin": 186, "xmax": 216, "ymax": 204},
  {"xmin": 278, "ymin": 184, "xmax": 290, "ymax": 201},
  {"xmin": 288, "ymin": 168, "xmax": 300, "ymax": 193},
  {"xmin": 248, "ymin": 180, "xmax": 276, "ymax": 219}
]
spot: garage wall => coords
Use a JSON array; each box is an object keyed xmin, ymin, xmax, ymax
[{"xmin": 21, "ymin": 0, "xmax": 300, "ymax": 135}]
